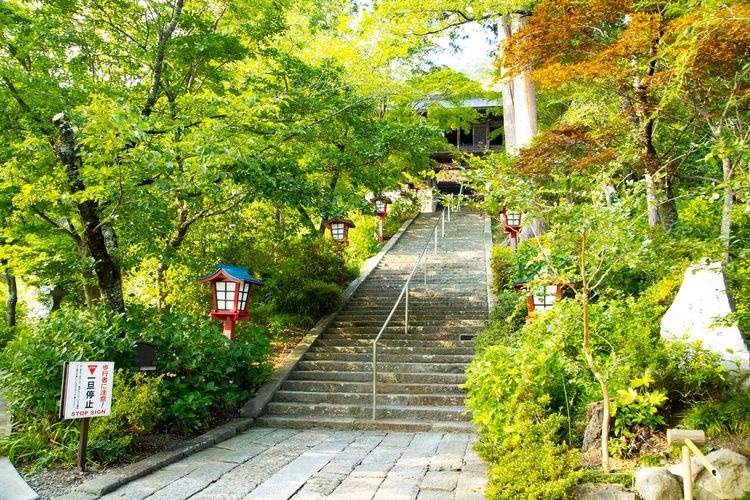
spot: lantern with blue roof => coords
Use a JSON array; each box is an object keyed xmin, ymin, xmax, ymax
[{"xmin": 198, "ymin": 262, "xmax": 265, "ymax": 340}]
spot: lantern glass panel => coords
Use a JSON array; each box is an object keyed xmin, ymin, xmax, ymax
[
  {"xmin": 505, "ymin": 210, "xmax": 521, "ymax": 226},
  {"xmin": 237, "ymin": 282, "xmax": 251, "ymax": 311},
  {"xmin": 375, "ymin": 200, "xmax": 386, "ymax": 213},
  {"xmin": 533, "ymin": 284, "xmax": 559, "ymax": 312},
  {"xmin": 215, "ymin": 281, "xmax": 237, "ymax": 310},
  {"xmin": 331, "ymin": 222, "xmax": 345, "ymax": 241}
]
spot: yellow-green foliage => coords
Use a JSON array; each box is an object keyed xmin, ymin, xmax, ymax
[
  {"xmin": 490, "ymin": 245, "xmax": 513, "ymax": 292},
  {"xmin": 89, "ymin": 370, "xmax": 163, "ymax": 464}
]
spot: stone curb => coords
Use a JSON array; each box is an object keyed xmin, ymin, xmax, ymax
[
  {"xmin": 484, "ymin": 213, "xmax": 496, "ymax": 312},
  {"xmin": 75, "ymin": 417, "xmax": 255, "ymax": 496},
  {"xmin": 74, "ymin": 211, "xmax": 421, "ymax": 497},
  {"xmin": 0, "ymin": 457, "xmax": 39, "ymax": 500}
]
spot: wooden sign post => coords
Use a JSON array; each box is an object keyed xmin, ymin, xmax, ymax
[{"xmin": 60, "ymin": 362, "xmax": 114, "ymax": 472}]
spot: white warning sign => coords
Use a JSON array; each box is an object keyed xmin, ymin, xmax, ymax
[{"xmin": 60, "ymin": 361, "xmax": 114, "ymax": 419}]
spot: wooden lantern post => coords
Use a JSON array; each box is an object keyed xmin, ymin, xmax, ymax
[
  {"xmin": 372, "ymin": 196, "xmax": 391, "ymax": 244},
  {"xmin": 323, "ymin": 217, "xmax": 356, "ymax": 286},
  {"xmin": 198, "ymin": 262, "xmax": 265, "ymax": 340},
  {"xmin": 501, "ymin": 206, "xmax": 523, "ymax": 251}
]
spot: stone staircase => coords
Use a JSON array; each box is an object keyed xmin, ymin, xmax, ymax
[{"xmin": 256, "ymin": 209, "xmax": 489, "ymax": 432}]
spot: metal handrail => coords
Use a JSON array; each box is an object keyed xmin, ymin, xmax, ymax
[{"xmin": 371, "ymin": 208, "xmax": 448, "ymax": 420}]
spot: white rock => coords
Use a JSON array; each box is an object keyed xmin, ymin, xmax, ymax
[
  {"xmin": 694, "ymin": 449, "xmax": 750, "ymax": 499},
  {"xmin": 667, "ymin": 457, "xmax": 704, "ymax": 484},
  {"xmin": 634, "ymin": 467, "xmax": 681, "ymax": 500},
  {"xmin": 661, "ymin": 260, "xmax": 750, "ymax": 381}
]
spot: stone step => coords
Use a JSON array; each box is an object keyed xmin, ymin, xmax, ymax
[
  {"xmin": 308, "ymin": 345, "xmax": 475, "ymax": 355},
  {"xmin": 313, "ymin": 338, "xmax": 473, "ymax": 348},
  {"xmin": 303, "ymin": 352, "xmax": 475, "ymax": 364},
  {"xmin": 331, "ymin": 319, "xmax": 485, "ymax": 327},
  {"xmin": 338, "ymin": 306, "xmax": 488, "ymax": 315},
  {"xmin": 254, "ymin": 414, "xmax": 477, "ymax": 433},
  {"xmin": 280, "ymin": 380, "xmax": 464, "ymax": 395},
  {"xmin": 272, "ymin": 390, "xmax": 466, "ymax": 406},
  {"xmin": 286, "ymin": 370, "xmax": 467, "ymax": 385},
  {"xmin": 321, "ymin": 330, "xmax": 481, "ymax": 340},
  {"xmin": 295, "ymin": 360, "xmax": 468, "ymax": 374},
  {"xmin": 265, "ymin": 402, "xmax": 470, "ymax": 421}
]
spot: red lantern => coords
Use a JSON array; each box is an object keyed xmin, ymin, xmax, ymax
[
  {"xmin": 513, "ymin": 267, "xmax": 569, "ymax": 320},
  {"xmin": 198, "ymin": 262, "xmax": 264, "ymax": 341},
  {"xmin": 323, "ymin": 217, "xmax": 356, "ymax": 246}
]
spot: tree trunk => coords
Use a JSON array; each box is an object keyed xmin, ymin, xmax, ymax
[
  {"xmin": 580, "ymin": 231, "xmax": 610, "ymax": 471},
  {"xmin": 510, "ymin": 13, "xmax": 537, "ymax": 150},
  {"xmin": 156, "ymin": 260, "xmax": 169, "ymax": 313},
  {"xmin": 77, "ymin": 240, "xmax": 102, "ymax": 307},
  {"xmin": 720, "ymin": 154, "xmax": 733, "ymax": 265},
  {"xmin": 498, "ymin": 15, "xmax": 517, "ymax": 152},
  {"xmin": 156, "ymin": 201, "xmax": 192, "ymax": 313},
  {"xmin": 499, "ymin": 12, "xmax": 537, "ymax": 153},
  {"xmin": 2, "ymin": 270, "xmax": 17, "ymax": 327},
  {"xmin": 53, "ymin": 112, "xmax": 125, "ymax": 312},
  {"xmin": 644, "ymin": 173, "xmax": 662, "ymax": 227},
  {"xmin": 627, "ymin": 78, "xmax": 678, "ymax": 231}
]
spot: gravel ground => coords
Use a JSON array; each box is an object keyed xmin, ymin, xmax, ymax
[
  {"xmin": 21, "ymin": 467, "xmax": 101, "ymax": 499},
  {"xmin": 20, "ymin": 432, "xmax": 187, "ymax": 499}
]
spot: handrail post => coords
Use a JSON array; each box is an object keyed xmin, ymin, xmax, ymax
[
  {"xmin": 372, "ymin": 342, "xmax": 377, "ymax": 420},
  {"xmin": 442, "ymin": 209, "xmax": 445, "ymax": 237},
  {"xmin": 371, "ymin": 214, "xmax": 447, "ymax": 421},
  {"xmin": 405, "ymin": 279, "xmax": 409, "ymax": 334}
]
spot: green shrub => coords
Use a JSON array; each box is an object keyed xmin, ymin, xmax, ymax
[
  {"xmin": 611, "ymin": 373, "xmax": 667, "ymax": 439},
  {"xmin": 0, "ymin": 324, "xmax": 15, "ymax": 350},
  {"xmin": 484, "ymin": 440, "xmax": 585, "ymax": 499},
  {"xmin": 128, "ymin": 312, "xmax": 273, "ymax": 434},
  {"xmin": 680, "ymin": 392, "xmax": 750, "ymax": 437},
  {"xmin": 490, "ymin": 245, "xmax": 513, "ymax": 292},
  {"xmin": 88, "ymin": 370, "xmax": 162, "ymax": 465},
  {"xmin": 265, "ymin": 238, "xmax": 343, "ymax": 320},
  {"xmin": 0, "ymin": 309, "xmax": 133, "ymax": 466},
  {"xmin": 275, "ymin": 280, "xmax": 341, "ymax": 319},
  {"xmin": 0, "ymin": 306, "xmax": 273, "ymax": 466},
  {"xmin": 475, "ymin": 291, "xmax": 526, "ymax": 352}
]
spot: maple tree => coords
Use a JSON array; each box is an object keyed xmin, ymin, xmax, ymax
[{"xmin": 501, "ymin": 0, "xmax": 681, "ymax": 230}]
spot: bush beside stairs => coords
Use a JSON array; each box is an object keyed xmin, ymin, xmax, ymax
[{"xmin": 255, "ymin": 209, "xmax": 490, "ymax": 432}]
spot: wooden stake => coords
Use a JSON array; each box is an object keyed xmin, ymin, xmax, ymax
[
  {"xmin": 682, "ymin": 444, "xmax": 693, "ymax": 500},
  {"xmin": 77, "ymin": 417, "xmax": 90, "ymax": 473}
]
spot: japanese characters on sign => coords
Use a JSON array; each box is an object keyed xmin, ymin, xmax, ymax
[{"xmin": 60, "ymin": 361, "xmax": 114, "ymax": 420}]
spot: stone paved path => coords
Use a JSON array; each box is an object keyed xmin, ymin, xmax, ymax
[{"xmin": 87, "ymin": 427, "xmax": 486, "ymax": 500}]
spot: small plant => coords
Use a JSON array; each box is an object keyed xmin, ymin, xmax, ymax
[
  {"xmin": 609, "ymin": 373, "xmax": 667, "ymax": 458},
  {"xmin": 680, "ymin": 392, "xmax": 750, "ymax": 437},
  {"xmin": 490, "ymin": 245, "xmax": 513, "ymax": 292},
  {"xmin": 88, "ymin": 370, "xmax": 163, "ymax": 465},
  {"xmin": 611, "ymin": 373, "xmax": 668, "ymax": 439}
]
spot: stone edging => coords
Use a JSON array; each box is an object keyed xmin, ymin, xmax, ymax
[{"xmin": 484, "ymin": 213, "xmax": 496, "ymax": 313}]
